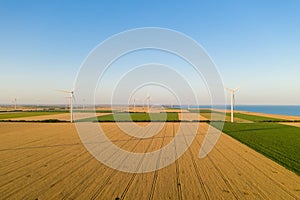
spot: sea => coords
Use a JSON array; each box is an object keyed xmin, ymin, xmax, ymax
[
  {"xmin": 174, "ymin": 105, "xmax": 300, "ymax": 117},
  {"xmin": 233, "ymin": 105, "xmax": 300, "ymax": 117}
]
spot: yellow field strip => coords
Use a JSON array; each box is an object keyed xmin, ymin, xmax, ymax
[{"xmin": 0, "ymin": 122, "xmax": 299, "ymax": 199}]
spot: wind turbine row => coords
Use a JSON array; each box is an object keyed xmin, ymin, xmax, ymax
[
  {"xmin": 132, "ymin": 95, "xmax": 151, "ymax": 113},
  {"xmin": 132, "ymin": 97, "xmax": 139, "ymax": 112},
  {"xmin": 53, "ymin": 87, "xmax": 238, "ymax": 123}
]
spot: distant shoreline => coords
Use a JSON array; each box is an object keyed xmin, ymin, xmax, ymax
[{"xmin": 1, "ymin": 105, "xmax": 300, "ymax": 117}]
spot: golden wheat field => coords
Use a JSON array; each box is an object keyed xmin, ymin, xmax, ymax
[{"xmin": 0, "ymin": 122, "xmax": 299, "ymax": 199}]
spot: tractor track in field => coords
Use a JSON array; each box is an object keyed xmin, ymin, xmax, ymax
[
  {"xmin": 148, "ymin": 124, "xmax": 167, "ymax": 200},
  {"xmin": 219, "ymin": 133, "xmax": 299, "ymax": 199},
  {"xmin": 61, "ymin": 125, "xmax": 139, "ymax": 199},
  {"xmin": 187, "ymin": 124, "xmax": 240, "ymax": 199},
  {"xmin": 0, "ymin": 145, "xmax": 80, "ymax": 187},
  {"xmin": 0, "ymin": 124, "xmax": 90, "ymax": 168},
  {"xmin": 59, "ymin": 125, "xmax": 136, "ymax": 199},
  {"xmin": 2, "ymin": 125, "xmax": 132, "ymax": 199},
  {"xmin": 183, "ymin": 123, "xmax": 210, "ymax": 200},
  {"xmin": 36, "ymin": 125, "xmax": 136, "ymax": 199},
  {"xmin": 199, "ymin": 124, "xmax": 299, "ymax": 199},
  {"xmin": 197, "ymin": 133, "xmax": 269, "ymax": 199},
  {"xmin": 171, "ymin": 123, "xmax": 183, "ymax": 200},
  {"xmin": 1, "ymin": 122, "xmax": 299, "ymax": 199},
  {"xmin": 2, "ymin": 145, "xmax": 93, "ymax": 199},
  {"xmin": 0, "ymin": 145, "xmax": 67, "ymax": 174},
  {"xmin": 120, "ymin": 132, "xmax": 156, "ymax": 199},
  {"xmin": 61, "ymin": 140, "xmax": 137, "ymax": 199},
  {"xmin": 90, "ymin": 124, "xmax": 157, "ymax": 199},
  {"xmin": 222, "ymin": 135, "xmax": 300, "ymax": 184},
  {"xmin": 120, "ymin": 124, "xmax": 163, "ymax": 199}
]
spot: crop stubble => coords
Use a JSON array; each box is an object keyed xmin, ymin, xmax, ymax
[{"xmin": 0, "ymin": 122, "xmax": 299, "ymax": 199}]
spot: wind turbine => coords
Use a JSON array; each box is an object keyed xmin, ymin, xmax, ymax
[
  {"xmin": 226, "ymin": 88, "xmax": 239, "ymax": 123},
  {"xmin": 13, "ymin": 98, "xmax": 17, "ymax": 110},
  {"xmin": 147, "ymin": 96, "xmax": 150, "ymax": 113},
  {"xmin": 56, "ymin": 89, "xmax": 74, "ymax": 122},
  {"xmin": 82, "ymin": 98, "xmax": 85, "ymax": 111},
  {"xmin": 133, "ymin": 97, "xmax": 137, "ymax": 112},
  {"xmin": 169, "ymin": 99, "xmax": 173, "ymax": 109},
  {"xmin": 144, "ymin": 95, "xmax": 150, "ymax": 113},
  {"xmin": 36, "ymin": 98, "xmax": 40, "ymax": 111}
]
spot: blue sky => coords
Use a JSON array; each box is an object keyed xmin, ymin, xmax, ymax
[{"xmin": 0, "ymin": 0, "xmax": 300, "ymax": 105}]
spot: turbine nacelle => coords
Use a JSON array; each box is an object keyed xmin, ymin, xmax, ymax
[{"xmin": 225, "ymin": 87, "xmax": 239, "ymax": 93}]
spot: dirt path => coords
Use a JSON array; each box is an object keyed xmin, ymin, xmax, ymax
[
  {"xmin": 0, "ymin": 122, "xmax": 299, "ymax": 199},
  {"xmin": 279, "ymin": 122, "xmax": 300, "ymax": 128}
]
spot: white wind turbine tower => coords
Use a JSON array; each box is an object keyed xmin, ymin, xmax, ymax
[
  {"xmin": 226, "ymin": 88, "xmax": 239, "ymax": 123},
  {"xmin": 56, "ymin": 89, "xmax": 74, "ymax": 122},
  {"xmin": 144, "ymin": 95, "xmax": 150, "ymax": 113},
  {"xmin": 13, "ymin": 98, "xmax": 17, "ymax": 110},
  {"xmin": 82, "ymin": 98, "xmax": 85, "ymax": 111},
  {"xmin": 133, "ymin": 97, "xmax": 138, "ymax": 113},
  {"xmin": 36, "ymin": 98, "xmax": 40, "ymax": 111},
  {"xmin": 169, "ymin": 99, "xmax": 173, "ymax": 108}
]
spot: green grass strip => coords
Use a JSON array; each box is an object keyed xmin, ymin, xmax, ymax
[
  {"xmin": 77, "ymin": 112, "xmax": 179, "ymax": 122},
  {"xmin": 0, "ymin": 111, "xmax": 68, "ymax": 119},
  {"xmin": 229, "ymin": 113, "xmax": 287, "ymax": 122},
  {"xmin": 189, "ymin": 109, "xmax": 222, "ymax": 114}
]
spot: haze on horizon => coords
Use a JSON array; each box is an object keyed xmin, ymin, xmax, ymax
[{"xmin": 1, "ymin": 1, "xmax": 300, "ymax": 106}]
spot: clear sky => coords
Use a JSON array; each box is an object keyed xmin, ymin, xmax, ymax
[{"xmin": 0, "ymin": 0, "xmax": 300, "ymax": 105}]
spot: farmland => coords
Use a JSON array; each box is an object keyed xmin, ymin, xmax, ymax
[
  {"xmin": 211, "ymin": 122, "xmax": 300, "ymax": 175},
  {"xmin": 0, "ymin": 111, "xmax": 67, "ymax": 119},
  {"xmin": 229, "ymin": 112, "xmax": 286, "ymax": 122},
  {"xmin": 190, "ymin": 109, "xmax": 295, "ymax": 122},
  {"xmin": 77, "ymin": 112, "xmax": 179, "ymax": 122},
  {"xmin": 0, "ymin": 109, "xmax": 299, "ymax": 199},
  {"xmin": 190, "ymin": 109, "xmax": 250, "ymax": 122},
  {"xmin": 0, "ymin": 122, "xmax": 299, "ymax": 199}
]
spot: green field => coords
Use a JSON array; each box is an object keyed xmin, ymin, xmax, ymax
[
  {"xmin": 211, "ymin": 122, "xmax": 300, "ymax": 175},
  {"xmin": 190, "ymin": 109, "xmax": 290, "ymax": 122},
  {"xmin": 189, "ymin": 109, "xmax": 222, "ymax": 113},
  {"xmin": 73, "ymin": 110, "xmax": 113, "ymax": 113},
  {"xmin": 0, "ymin": 111, "xmax": 68, "ymax": 119},
  {"xmin": 166, "ymin": 107, "xmax": 181, "ymax": 110},
  {"xmin": 78, "ymin": 112, "xmax": 179, "ymax": 122},
  {"xmin": 229, "ymin": 113, "xmax": 286, "ymax": 122},
  {"xmin": 189, "ymin": 109, "xmax": 224, "ymax": 120}
]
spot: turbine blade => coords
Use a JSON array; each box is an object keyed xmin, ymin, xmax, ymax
[
  {"xmin": 56, "ymin": 89, "xmax": 71, "ymax": 94},
  {"xmin": 72, "ymin": 94, "xmax": 76, "ymax": 102},
  {"xmin": 225, "ymin": 88, "xmax": 233, "ymax": 92}
]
